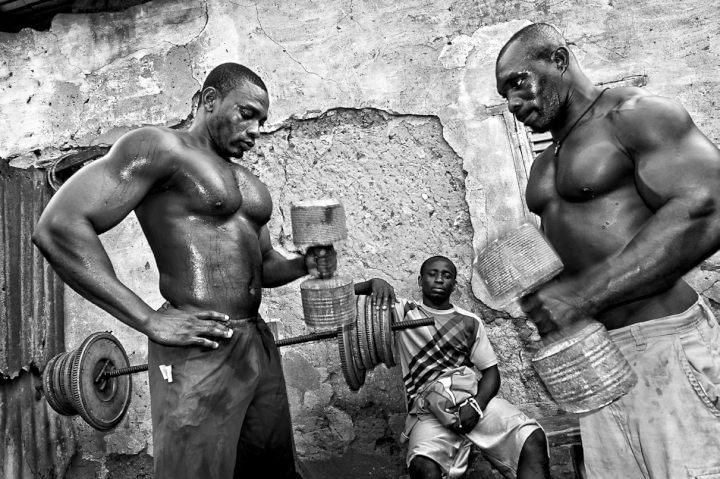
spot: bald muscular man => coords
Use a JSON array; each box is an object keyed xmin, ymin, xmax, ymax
[
  {"xmin": 495, "ymin": 23, "xmax": 720, "ymax": 479},
  {"xmin": 33, "ymin": 63, "xmax": 334, "ymax": 479}
]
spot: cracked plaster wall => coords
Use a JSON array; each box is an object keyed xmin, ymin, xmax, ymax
[{"xmin": 1, "ymin": 0, "xmax": 720, "ymax": 477}]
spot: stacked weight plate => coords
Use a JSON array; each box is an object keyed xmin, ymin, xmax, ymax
[
  {"xmin": 337, "ymin": 295, "xmax": 398, "ymax": 390},
  {"xmin": 42, "ymin": 332, "xmax": 133, "ymax": 430}
]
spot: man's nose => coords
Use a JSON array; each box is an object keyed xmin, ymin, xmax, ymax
[
  {"xmin": 247, "ymin": 121, "xmax": 261, "ymax": 139},
  {"xmin": 507, "ymin": 96, "xmax": 523, "ymax": 115}
]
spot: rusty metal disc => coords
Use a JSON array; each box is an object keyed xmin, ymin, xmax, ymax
[
  {"xmin": 43, "ymin": 353, "xmax": 76, "ymax": 416},
  {"xmin": 70, "ymin": 332, "xmax": 132, "ymax": 431},
  {"xmin": 350, "ymin": 296, "xmax": 364, "ymax": 370},
  {"xmin": 380, "ymin": 306, "xmax": 396, "ymax": 368},
  {"xmin": 372, "ymin": 298, "xmax": 385, "ymax": 364},
  {"xmin": 351, "ymin": 331, "xmax": 366, "ymax": 388},
  {"xmin": 53, "ymin": 350, "xmax": 78, "ymax": 415},
  {"xmin": 356, "ymin": 295, "xmax": 374, "ymax": 370},
  {"xmin": 60, "ymin": 350, "xmax": 79, "ymax": 413},
  {"xmin": 337, "ymin": 325, "xmax": 364, "ymax": 391},
  {"xmin": 388, "ymin": 306, "xmax": 398, "ymax": 366},
  {"xmin": 365, "ymin": 293, "xmax": 379, "ymax": 366}
]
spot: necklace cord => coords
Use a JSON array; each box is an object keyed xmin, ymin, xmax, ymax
[{"xmin": 554, "ymin": 88, "xmax": 610, "ymax": 156}]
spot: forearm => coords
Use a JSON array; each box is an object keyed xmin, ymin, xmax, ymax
[
  {"xmin": 261, "ymin": 251, "xmax": 308, "ymax": 288},
  {"xmin": 33, "ymin": 222, "xmax": 155, "ymax": 334},
  {"xmin": 580, "ymin": 198, "xmax": 720, "ymax": 315},
  {"xmin": 475, "ymin": 366, "xmax": 501, "ymax": 409}
]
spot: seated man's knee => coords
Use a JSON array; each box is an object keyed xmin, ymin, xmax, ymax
[
  {"xmin": 521, "ymin": 428, "xmax": 548, "ymax": 458},
  {"xmin": 409, "ymin": 456, "xmax": 442, "ymax": 479}
]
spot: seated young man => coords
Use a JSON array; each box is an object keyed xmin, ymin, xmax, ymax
[{"xmin": 356, "ymin": 256, "xmax": 551, "ymax": 479}]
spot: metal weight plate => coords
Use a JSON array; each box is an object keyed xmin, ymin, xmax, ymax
[
  {"xmin": 52, "ymin": 353, "xmax": 68, "ymax": 409},
  {"xmin": 350, "ymin": 326, "xmax": 366, "ymax": 388},
  {"xmin": 337, "ymin": 325, "xmax": 363, "ymax": 391},
  {"xmin": 380, "ymin": 306, "xmax": 396, "ymax": 368},
  {"xmin": 388, "ymin": 306, "xmax": 399, "ymax": 366},
  {"xmin": 365, "ymin": 293, "xmax": 379, "ymax": 366},
  {"xmin": 356, "ymin": 295, "xmax": 374, "ymax": 370},
  {"xmin": 70, "ymin": 332, "xmax": 132, "ymax": 431},
  {"xmin": 55, "ymin": 350, "xmax": 78, "ymax": 415},
  {"xmin": 64, "ymin": 351, "xmax": 82, "ymax": 413},
  {"xmin": 372, "ymin": 299, "xmax": 385, "ymax": 364},
  {"xmin": 44, "ymin": 354, "xmax": 76, "ymax": 416},
  {"xmin": 349, "ymin": 297, "xmax": 364, "ymax": 371}
]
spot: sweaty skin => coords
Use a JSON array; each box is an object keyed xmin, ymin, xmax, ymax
[
  {"xmin": 33, "ymin": 81, "xmax": 336, "ymax": 349},
  {"xmin": 496, "ymin": 41, "xmax": 720, "ymax": 339}
]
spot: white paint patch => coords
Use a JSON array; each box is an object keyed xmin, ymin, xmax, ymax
[{"xmin": 438, "ymin": 35, "xmax": 476, "ymax": 69}]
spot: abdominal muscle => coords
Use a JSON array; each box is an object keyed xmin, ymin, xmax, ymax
[{"xmin": 140, "ymin": 213, "xmax": 265, "ymax": 319}]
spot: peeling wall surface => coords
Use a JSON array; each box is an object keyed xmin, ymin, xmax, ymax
[{"xmin": 1, "ymin": 0, "xmax": 720, "ymax": 477}]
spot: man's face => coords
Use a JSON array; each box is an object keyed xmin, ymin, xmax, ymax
[
  {"xmin": 208, "ymin": 81, "xmax": 269, "ymax": 158},
  {"xmin": 496, "ymin": 43, "xmax": 563, "ymax": 133},
  {"xmin": 418, "ymin": 259, "xmax": 457, "ymax": 302}
]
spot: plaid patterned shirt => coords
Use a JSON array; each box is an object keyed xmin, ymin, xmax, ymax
[{"xmin": 393, "ymin": 299, "xmax": 497, "ymax": 409}]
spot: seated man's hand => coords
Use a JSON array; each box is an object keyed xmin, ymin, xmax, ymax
[
  {"xmin": 449, "ymin": 400, "xmax": 481, "ymax": 435},
  {"xmin": 369, "ymin": 278, "xmax": 398, "ymax": 311},
  {"xmin": 305, "ymin": 245, "xmax": 337, "ymax": 278}
]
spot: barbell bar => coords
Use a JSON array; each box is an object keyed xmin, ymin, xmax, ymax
[{"xmin": 41, "ymin": 297, "xmax": 433, "ymax": 430}]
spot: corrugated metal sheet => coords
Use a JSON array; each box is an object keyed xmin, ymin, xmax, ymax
[
  {"xmin": 0, "ymin": 370, "xmax": 77, "ymax": 479},
  {"xmin": 0, "ymin": 162, "xmax": 76, "ymax": 478},
  {"xmin": 0, "ymin": 160, "xmax": 65, "ymax": 379}
]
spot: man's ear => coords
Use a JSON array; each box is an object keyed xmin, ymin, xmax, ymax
[
  {"xmin": 551, "ymin": 46, "xmax": 571, "ymax": 73},
  {"xmin": 417, "ymin": 276, "xmax": 422, "ymax": 288},
  {"xmin": 201, "ymin": 87, "xmax": 218, "ymax": 112}
]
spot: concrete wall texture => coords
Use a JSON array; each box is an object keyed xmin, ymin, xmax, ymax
[{"xmin": 1, "ymin": 0, "xmax": 720, "ymax": 477}]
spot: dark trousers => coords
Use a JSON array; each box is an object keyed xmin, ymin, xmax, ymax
[{"xmin": 148, "ymin": 316, "xmax": 299, "ymax": 479}]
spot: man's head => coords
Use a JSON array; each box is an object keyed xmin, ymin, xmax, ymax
[
  {"xmin": 495, "ymin": 23, "xmax": 575, "ymax": 132},
  {"xmin": 199, "ymin": 63, "xmax": 269, "ymax": 158},
  {"xmin": 418, "ymin": 256, "xmax": 457, "ymax": 304}
]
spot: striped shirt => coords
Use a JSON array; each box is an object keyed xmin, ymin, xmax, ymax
[{"xmin": 393, "ymin": 299, "xmax": 497, "ymax": 408}]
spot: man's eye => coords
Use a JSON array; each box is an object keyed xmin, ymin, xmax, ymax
[
  {"xmin": 513, "ymin": 78, "xmax": 523, "ymax": 88},
  {"xmin": 240, "ymin": 109, "xmax": 253, "ymax": 118}
]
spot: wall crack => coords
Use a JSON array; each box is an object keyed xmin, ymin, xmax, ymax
[{"xmin": 249, "ymin": 2, "xmax": 349, "ymax": 93}]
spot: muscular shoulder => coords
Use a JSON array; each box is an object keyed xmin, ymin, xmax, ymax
[
  {"xmin": 101, "ymin": 126, "xmax": 182, "ymax": 180},
  {"xmin": 112, "ymin": 126, "xmax": 181, "ymax": 160},
  {"xmin": 607, "ymin": 89, "xmax": 694, "ymax": 152}
]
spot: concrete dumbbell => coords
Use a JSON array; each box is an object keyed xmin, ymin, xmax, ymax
[
  {"xmin": 291, "ymin": 199, "xmax": 355, "ymax": 329},
  {"xmin": 474, "ymin": 223, "xmax": 637, "ymax": 413}
]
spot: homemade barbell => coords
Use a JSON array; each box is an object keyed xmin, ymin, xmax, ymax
[{"xmin": 41, "ymin": 297, "xmax": 431, "ymax": 430}]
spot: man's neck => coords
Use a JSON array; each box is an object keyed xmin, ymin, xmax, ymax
[
  {"xmin": 188, "ymin": 116, "xmax": 224, "ymax": 158},
  {"xmin": 421, "ymin": 296, "xmax": 453, "ymax": 311},
  {"xmin": 551, "ymin": 78, "xmax": 602, "ymax": 142}
]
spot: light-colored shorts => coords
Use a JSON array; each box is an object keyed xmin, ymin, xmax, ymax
[
  {"xmin": 406, "ymin": 397, "xmax": 542, "ymax": 479},
  {"xmin": 580, "ymin": 297, "xmax": 720, "ymax": 479}
]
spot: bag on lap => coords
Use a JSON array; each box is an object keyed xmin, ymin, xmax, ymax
[{"xmin": 401, "ymin": 366, "xmax": 479, "ymax": 441}]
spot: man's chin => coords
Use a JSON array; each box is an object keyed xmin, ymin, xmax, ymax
[{"xmin": 424, "ymin": 291, "xmax": 450, "ymax": 301}]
